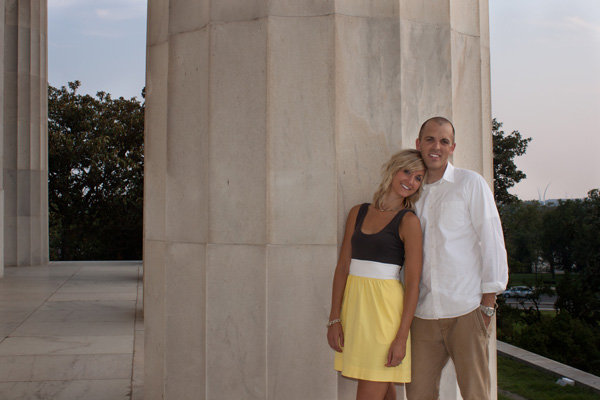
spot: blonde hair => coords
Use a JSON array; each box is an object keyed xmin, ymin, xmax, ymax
[{"xmin": 372, "ymin": 149, "xmax": 426, "ymax": 210}]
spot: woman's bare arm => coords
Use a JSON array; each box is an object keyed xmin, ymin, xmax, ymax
[
  {"xmin": 386, "ymin": 212, "xmax": 423, "ymax": 366},
  {"xmin": 327, "ymin": 204, "xmax": 360, "ymax": 352}
]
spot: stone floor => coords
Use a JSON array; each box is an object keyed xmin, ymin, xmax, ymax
[
  {"xmin": 0, "ymin": 261, "xmax": 143, "ymax": 400},
  {"xmin": 3, "ymin": 262, "xmax": 597, "ymax": 400}
]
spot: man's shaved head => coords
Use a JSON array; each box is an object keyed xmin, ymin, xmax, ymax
[{"xmin": 418, "ymin": 117, "xmax": 455, "ymax": 142}]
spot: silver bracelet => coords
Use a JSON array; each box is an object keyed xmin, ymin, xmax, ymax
[{"xmin": 326, "ymin": 318, "xmax": 341, "ymax": 327}]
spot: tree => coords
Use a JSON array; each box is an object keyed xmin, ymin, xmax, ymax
[
  {"xmin": 540, "ymin": 199, "xmax": 582, "ymax": 276},
  {"xmin": 553, "ymin": 189, "xmax": 600, "ymax": 325},
  {"xmin": 499, "ymin": 201, "xmax": 544, "ymax": 274},
  {"xmin": 492, "ymin": 118, "xmax": 532, "ymax": 205},
  {"xmin": 572, "ymin": 189, "xmax": 600, "ymax": 275},
  {"xmin": 48, "ymin": 81, "xmax": 144, "ymax": 260}
]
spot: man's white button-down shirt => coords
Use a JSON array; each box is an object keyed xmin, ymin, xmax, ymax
[{"xmin": 415, "ymin": 163, "xmax": 508, "ymax": 319}]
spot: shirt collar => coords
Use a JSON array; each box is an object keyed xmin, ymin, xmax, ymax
[{"xmin": 442, "ymin": 162, "xmax": 455, "ymax": 183}]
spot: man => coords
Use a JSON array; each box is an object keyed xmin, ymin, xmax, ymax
[{"xmin": 405, "ymin": 117, "xmax": 508, "ymax": 400}]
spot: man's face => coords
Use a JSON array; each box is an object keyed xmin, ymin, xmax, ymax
[{"xmin": 415, "ymin": 122, "xmax": 456, "ymax": 173}]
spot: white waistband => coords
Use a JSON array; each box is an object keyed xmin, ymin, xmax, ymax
[{"xmin": 349, "ymin": 259, "xmax": 401, "ymax": 280}]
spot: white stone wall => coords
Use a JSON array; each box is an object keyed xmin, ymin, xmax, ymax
[
  {"xmin": 1, "ymin": 0, "xmax": 49, "ymax": 269},
  {"xmin": 144, "ymin": 1, "xmax": 494, "ymax": 399}
]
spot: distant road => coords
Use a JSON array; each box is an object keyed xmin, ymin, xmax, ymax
[{"xmin": 503, "ymin": 294, "xmax": 557, "ymax": 311}]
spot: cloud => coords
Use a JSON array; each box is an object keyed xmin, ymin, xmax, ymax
[
  {"xmin": 528, "ymin": 14, "xmax": 600, "ymax": 44},
  {"xmin": 534, "ymin": 15, "xmax": 600, "ymax": 35},
  {"xmin": 564, "ymin": 16, "xmax": 600, "ymax": 35},
  {"xmin": 50, "ymin": 0, "xmax": 146, "ymax": 21},
  {"xmin": 95, "ymin": 2, "xmax": 146, "ymax": 21}
]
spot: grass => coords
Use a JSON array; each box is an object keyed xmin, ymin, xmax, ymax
[{"xmin": 497, "ymin": 355, "xmax": 600, "ymax": 400}]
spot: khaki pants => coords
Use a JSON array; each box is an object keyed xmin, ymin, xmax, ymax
[{"xmin": 405, "ymin": 309, "xmax": 492, "ymax": 400}]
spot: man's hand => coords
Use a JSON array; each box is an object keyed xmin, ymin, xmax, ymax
[
  {"xmin": 481, "ymin": 312, "xmax": 492, "ymax": 328},
  {"xmin": 481, "ymin": 292, "xmax": 496, "ymax": 328}
]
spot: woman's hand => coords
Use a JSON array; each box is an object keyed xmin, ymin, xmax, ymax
[
  {"xmin": 327, "ymin": 322, "xmax": 344, "ymax": 352},
  {"xmin": 327, "ymin": 205, "xmax": 359, "ymax": 354},
  {"xmin": 385, "ymin": 337, "xmax": 406, "ymax": 367}
]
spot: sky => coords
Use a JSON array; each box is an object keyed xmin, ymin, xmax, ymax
[
  {"xmin": 48, "ymin": 0, "xmax": 146, "ymax": 100},
  {"xmin": 48, "ymin": 0, "xmax": 600, "ymax": 201},
  {"xmin": 489, "ymin": 0, "xmax": 600, "ymax": 200}
]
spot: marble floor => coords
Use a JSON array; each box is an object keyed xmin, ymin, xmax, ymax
[{"xmin": 0, "ymin": 261, "xmax": 143, "ymax": 400}]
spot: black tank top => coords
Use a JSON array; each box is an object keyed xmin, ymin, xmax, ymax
[{"xmin": 351, "ymin": 203, "xmax": 413, "ymax": 266}]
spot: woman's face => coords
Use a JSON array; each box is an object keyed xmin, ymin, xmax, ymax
[{"xmin": 391, "ymin": 168, "xmax": 425, "ymax": 198}]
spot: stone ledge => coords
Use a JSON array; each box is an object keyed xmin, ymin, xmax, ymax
[{"xmin": 497, "ymin": 340, "xmax": 600, "ymax": 394}]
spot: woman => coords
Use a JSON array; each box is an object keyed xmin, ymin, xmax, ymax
[{"xmin": 327, "ymin": 149, "xmax": 425, "ymax": 400}]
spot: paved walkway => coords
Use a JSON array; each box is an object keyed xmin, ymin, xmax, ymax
[{"xmin": 0, "ymin": 261, "xmax": 143, "ymax": 400}]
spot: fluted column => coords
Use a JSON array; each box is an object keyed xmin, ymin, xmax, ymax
[
  {"xmin": 398, "ymin": 0, "xmax": 493, "ymax": 180},
  {"xmin": 398, "ymin": 1, "xmax": 495, "ymax": 398},
  {"xmin": 0, "ymin": 0, "xmax": 5, "ymax": 277},
  {"xmin": 144, "ymin": 0, "xmax": 494, "ymax": 399},
  {"xmin": 2, "ymin": 0, "xmax": 48, "ymax": 270}
]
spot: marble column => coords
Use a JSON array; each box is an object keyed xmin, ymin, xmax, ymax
[
  {"xmin": 0, "ymin": 0, "xmax": 5, "ymax": 277},
  {"xmin": 2, "ymin": 0, "xmax": 49, "ymax": 270},
  {"xmin": 398, "ymin": 1, "xmax": 496, "ymax": 399},
  {"xmin": 144, "ymin": 0, "xmax": 494, "ymax": 399}
]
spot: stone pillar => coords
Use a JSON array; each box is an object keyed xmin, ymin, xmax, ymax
[
  {"xmin": 0, "ymin": 0, "xmax": 5, "ymax": 277},
  {"xmin": 399, "ymin": 0, "xmax": 493, "ymax": 179},
  {"xmin": 144, "ymin": 0, "xmax": 494, "ymax": 399},
  {"xmin": 398, "ymin": 1, "xmax": 496, "ymax": 399},
  {"xmin": 2, "ymin": 0, "xmax": 48, "ymax": 269}
]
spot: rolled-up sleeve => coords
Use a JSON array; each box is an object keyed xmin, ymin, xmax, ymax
[{"xmin": 468, "ymin": 176, "xmax": 509, "ymax": 294}]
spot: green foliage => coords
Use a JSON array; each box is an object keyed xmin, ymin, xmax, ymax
[
  {"xmin": 556, "ymin": 271, "xmax": 600, "ymax": 325},
  {"xmin": 498, "ymin": 300, "xmax": 600, "ymax": 376},
  {"xmin": 48, "ymin": 81, "xmax": 144, "ymax": 260},
  {"xmin": 493, "ymin": 119, "xmax": 600, "ymax": 378},
  {"xmin": 541, "ymin": 199, "xmax": 583, "ymax": 274},
  {"xmin": 508, "ymin": 273, "xmax": 563, "ymax": 287},
  {"xmin": 540, "ymin": 191, "xmax": 600, "ymax": 324},
  {"xmin": 501, "ymin": 190, "xmax": 600, "ymax": 275},
  {"xmin": 492, "ymin": 118, "xmax": 532, "ymax": 206},
  {"xmin": 499, "ymin": 201, "xmax": 545, "ymax": 273},
  {"xmin": 498, "ymin": 190, "xmax": 600, "ymax": 375},
  {"xmin": 518, "ymin": 313, "xmax": 599, "ymax": 374}
]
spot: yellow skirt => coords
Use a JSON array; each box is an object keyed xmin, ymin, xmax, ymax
[{"xmin": 334, "ymin": 274, "xmax": 411, "ymax": 382}]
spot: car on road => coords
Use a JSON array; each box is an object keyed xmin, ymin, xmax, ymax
[{"xmin": 503, "ymin": 286, "xmax": 533, "ymax": 298}]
